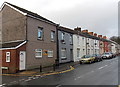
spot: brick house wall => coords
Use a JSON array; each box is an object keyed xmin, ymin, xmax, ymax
[
  {"xmin": 26, "ymin": 17, "xmax": 57, "ymax": 69},
  {"xmin": 1, "ymin": 4, "xmax": 26, "ymax": 43},
  {"xmin": 1, "ymin": 44, "xmax": 26, "ymax": 73}
]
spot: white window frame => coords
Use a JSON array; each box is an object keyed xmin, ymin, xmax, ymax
[
  {"xmin": 38, "ymin": 27, "xmax": 43, "ymax": 40},
  {"xmin": 61, "ymin": 48, "xmax": 66, "ymax": 59},
  {"xmin": 51, "ymin": 31, "xmax": 55, "ymax": 41},
  {"xmin": 6, "ymin": 52, "xmax": 10, "ymax": 62},
  {"xmin": 35, "ymin": 49, "xmax": 42, "ymax": 58},
  {"xmin": 48, "ymin": 50, "xmax": 53, "ymax": 57},
  {"xmin": 69, "ymin": 34, "xmax": 73, "ymax": 44},
  {"xmin": 61, "ymin": 32, "xmax": 65, "ymax": 40}
]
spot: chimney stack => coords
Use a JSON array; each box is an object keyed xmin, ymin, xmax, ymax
[
  {"xmin": 88, "ymin": 32, "xmax": 93, "ymax": 36},
  {"xmin": 98, "ymin": 35, "xmax": 102, "ymax": 38},
  {"xmin": 82, "ymin": 30, "xmax": 88, "ymax": 33},
  {"xmin": 94, "ymin": 33, "xmax": 97, "ymax": 37},
  {"xmin": 74, "ymin": 27, "xmax": 81, "ymax": 32},
  {"xmin": 103, "ymin": 36, "xmax": 107, "ymax": 39}
]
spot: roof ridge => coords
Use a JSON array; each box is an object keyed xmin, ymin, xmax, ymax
[{"xmin": 4, "ymin": 2, "xmax": 56, "ymax": 25}]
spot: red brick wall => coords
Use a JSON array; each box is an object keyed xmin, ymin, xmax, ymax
[
  {"xmin": 2, "ymin": 49, "xmax": 17, "ymax": 73},
  {"xmin": 1, "ymin": 44, "xmax": 26, "ymax": 73}
]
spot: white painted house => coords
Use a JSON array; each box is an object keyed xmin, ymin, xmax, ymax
[
  {"xmin": 93, "ymin": 39, "xmax": 100, "ymax": 54},
  {"xmin": 73, "ymin": 28, "xmax": 86, "ymax": 62},
  {"xmin": 111, "ymin": 41, "xmax": 117, "ymax": 54}
]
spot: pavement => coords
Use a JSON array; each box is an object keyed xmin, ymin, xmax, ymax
[
  {"xmin": 2, "ymin": 61, "xmax": 78, "ymax": 76},
  {"xmin": 1, "ymin": 61, "xmax": 77, "ymax": 86},
  {"xmin": 1, "ymin": 56, "xmax": 120, "ymax": 86}
]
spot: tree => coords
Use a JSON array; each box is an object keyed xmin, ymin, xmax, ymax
[{"xmin": 110, "ymin": 36, "xmax": 120, "ymax": 45}]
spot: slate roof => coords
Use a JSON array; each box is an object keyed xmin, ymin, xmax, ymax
[
  {"xmin": 5, "ymin": 2, "xmax": 57, "ymax": 25},
  {"xmin": 0, "ymin": 41, "xmax": 25, "ymax": 48},
  {"xmin": 58, "ymin": 26, "xmax": 75, "ymax": 34}
]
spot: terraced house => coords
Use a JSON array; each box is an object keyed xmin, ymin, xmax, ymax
[
  {"xmin": 57, "ymin": 26, "xmax": 74, "ymax": 63},
  {"xmin": 73, "ymin": 27, "xmax": 86, "ymax": 62},
  {"xmin": 93, "ymin": 33, "xmax": 100, "ymax": 54},
  {"xmin": 0, "ymin": 2, "xmax": 120, "ymax": 74},
  {"xmin": 0, "ymin": 2, "xmax": 57, "ymax": 73}
]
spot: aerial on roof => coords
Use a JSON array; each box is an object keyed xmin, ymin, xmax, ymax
[{"xmin": 3, "ymin": 2, "xmax": 57, "ymax": 25}]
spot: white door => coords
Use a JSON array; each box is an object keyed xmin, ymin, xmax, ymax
[{"xmin": 19, "ymin": 51, "xmax": 26, "ymax": 70}]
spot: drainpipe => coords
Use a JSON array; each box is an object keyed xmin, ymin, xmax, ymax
[{"xmin": 56, "ymin": 24, "xmax": 60, "ymax": 66}]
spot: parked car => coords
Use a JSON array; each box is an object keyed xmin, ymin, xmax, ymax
[
  {"xmin": 80, "ymin": 55, "xmax": 95, "ymax": 64},
  {"xmin": 101, "ymin": 52, "xmax": 113, "ymax": 59},
  {"xmin": 110, "ymin": 53, "xmax": 116, "ymax": 58},
  {"xmin": 92, "ymin": 54, "xmax": 102, "ymax": 62}
]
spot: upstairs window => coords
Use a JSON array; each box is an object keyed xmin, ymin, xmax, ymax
[
  {"xmin": 70, "ymin": 34, "xmax": 73, "ymax": 44},
  {"xmin": 6, "ymin": 52, "xmax": 10, "ymax": 62},
  {"xmin": 38, "ymin": 27, "xmax": 43, "ymax": 40},
  {"xmin": 51, "ymin": 31, "xmax": 55, "ymax": 41},
  {"xmin": 61, "ymin": 32, "xmax": 65, "ymax": 40},
  {"xmin": 77, "ymin": 36, "xmax": 80, "ymax": 45}
]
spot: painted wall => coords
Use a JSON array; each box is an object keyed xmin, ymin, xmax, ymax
[
  {"xmin": 111, "ymin": 43, "xmax": 116, "ymax": 54},
  {"xmin": 73, "ymin": 34, "xmax": 86, "ymax": 62},
  {"xmin": 58, "ymin": 30, "xmax": 73, "ymax": 63},
  {"xmin": 93, "ymin": 39, "xmax": 99, "ymax": 54},
  {"xmin": 99, "ymin": 40, "xmax": 104, "ymax": 54},
  {"xmin": 86, "ymin": 38, "xmax": 94, "ymax": 55},
  {"xmin": 103, "ymin": 42, "xmax": 109, "ymax": 52}
]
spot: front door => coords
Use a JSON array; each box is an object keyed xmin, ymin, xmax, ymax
[{"xmin": 19, "ymin": 51, "xmax": 26, "ymax": 70}]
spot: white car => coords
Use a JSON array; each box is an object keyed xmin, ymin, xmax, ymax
[{"xmin": 101, "ymin": 52, "xmax": 113, "ymax": 59}]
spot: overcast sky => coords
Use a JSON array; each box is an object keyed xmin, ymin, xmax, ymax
[{"xmin": 0, "ymin": 0, "xmax": 119, "ymax": 38}]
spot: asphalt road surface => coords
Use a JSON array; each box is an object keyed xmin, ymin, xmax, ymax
[{"xmin": 4, "ymin": 56, "xmax": 120, "ymax": 86}]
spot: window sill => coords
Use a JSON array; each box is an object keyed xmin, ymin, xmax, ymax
[
  {"xmin": 61, "ymin": 58, "xmax": 67, "ymax": 60},
  {"xmin": 48, "ymin": 56, "xmax": 53, "ymax": 58},
  {"xmin": 51, "ymin": 40, "xmax": 55, "ymax": 42},
  {"xmin": 37, "ymin": 38, "xmax": 44, "ymax": 41},
  {"xmin": 36, "ymin": 56, "xmax": 42, "ymax": 58},
  {"xmin": 6, "ymin": 61, "xmax": 10, "ymax": 63}
]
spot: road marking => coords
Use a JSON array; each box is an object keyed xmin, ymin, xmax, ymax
[
  {"xmin": 98, "ymin": 66, "xmax": 105, "ymax": 69},
  {"xmin": 98, "ymin": 65, "xmax": 108, "ymax": 70},
  {"xmin": 25, "ymin": 79, "xmax": 31, "ymax": 82},
  {"xmin": 56, "ymin": 84, "xmax": 61, "ymax": 87},
  {"xmin": 19, "ymin": 79, "xmax": 25, "ymax": 81},
  {"xmin": 105, "ymin": 65, "xmax": 108, "ymax": 67},
  {"xmin": 74, "ymin": 70, "xmax": 95, "ymax": 81}
]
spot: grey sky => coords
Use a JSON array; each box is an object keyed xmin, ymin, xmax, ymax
[{"xmin": 0, "ymin": 0, "xmax": 119, "ymax": 38}]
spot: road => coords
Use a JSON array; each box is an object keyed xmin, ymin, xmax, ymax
[{"xmin": 3, "ymin": 56, "xmax": 119, "ymax": 86}]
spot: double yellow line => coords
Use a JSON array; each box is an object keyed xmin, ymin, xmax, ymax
[{"xmin": 1, "ymin": 66, "xmax": 74, "ymax": 77}]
